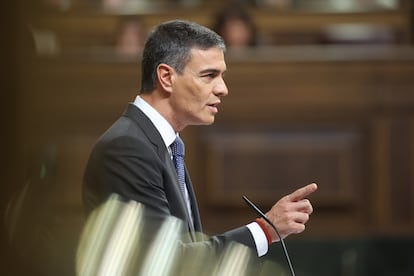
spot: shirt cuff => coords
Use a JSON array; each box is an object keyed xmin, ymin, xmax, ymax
[{"xmin": 246, "ymin": 222, "xmax": 268, "ymax": 257}]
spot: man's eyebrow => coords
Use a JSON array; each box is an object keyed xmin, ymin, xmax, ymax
[{"xmin": 199, "ymin": 68, "xmax": 225, "ymax": 75}]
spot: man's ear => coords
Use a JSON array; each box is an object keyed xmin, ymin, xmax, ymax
[{"xmin": 157, "ymin": 63, "xmax": 174, "ymax": 93}]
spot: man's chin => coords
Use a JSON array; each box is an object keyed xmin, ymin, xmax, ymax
[{"xmin": 195, "ymin": 117, "xmax": 215, "ymax": 126}]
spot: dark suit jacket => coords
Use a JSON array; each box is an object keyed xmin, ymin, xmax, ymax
[{"xmin": 83, "ymin": 103, "xmax": 256, "ymax": 254}]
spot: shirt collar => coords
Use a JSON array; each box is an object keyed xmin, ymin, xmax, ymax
[{"xmin": 133, "ymin": 95, "xmax": 177, "ymax": 148}]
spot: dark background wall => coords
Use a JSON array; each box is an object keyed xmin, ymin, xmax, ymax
[{"xmin": 2, "ymin": 1, "xmax": 414, "ymax": 275}]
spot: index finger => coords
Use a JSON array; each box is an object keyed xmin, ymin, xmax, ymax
[{"xmin": 288, "ymin": 183, "xmax": 318, "ymax": 202}]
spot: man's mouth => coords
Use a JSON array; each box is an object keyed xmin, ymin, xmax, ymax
[{"xmin": 207, "ymin": 102, "xmax": 220, "ymax": 113}]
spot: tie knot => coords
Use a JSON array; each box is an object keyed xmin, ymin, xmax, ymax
[{"xmin": 171, "ymin": 136, "xmax": 185, "ymax": 157}]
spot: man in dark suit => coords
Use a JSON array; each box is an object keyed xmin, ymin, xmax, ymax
[{"xmin": 83, "ymin": 20, "xmax": 317, "ymax": 260}]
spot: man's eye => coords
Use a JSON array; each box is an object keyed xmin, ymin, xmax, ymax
[{"xmin": 200, "ymin": 74, "xmax": 215, "ymax": 80}]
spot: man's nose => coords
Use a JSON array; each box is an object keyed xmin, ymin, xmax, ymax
[{"xmin": 214, "ymin": 77, "xmax": 228, "ymax": 96}]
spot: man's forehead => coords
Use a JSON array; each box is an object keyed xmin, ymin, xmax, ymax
[{"xmin": 187, "ymin": 47, "xmax": 227, "ymax": 71}]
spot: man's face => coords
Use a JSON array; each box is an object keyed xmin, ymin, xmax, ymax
[{"xmin": 170, "ymin": 47, "xmax": 228, "ymax": 130}]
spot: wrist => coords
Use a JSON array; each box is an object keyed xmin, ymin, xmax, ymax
[{"xmin": 255, "ymin": 218, "xmax": 272, "ymax": 245}]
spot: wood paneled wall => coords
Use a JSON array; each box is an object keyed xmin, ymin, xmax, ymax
[
  {"xmin": 16, "ymin": 46, "xmax": 414, "ymax": 241},
  {"xmin": 26, "ymin": 7, "xmax": 412, "ymax": 51}
]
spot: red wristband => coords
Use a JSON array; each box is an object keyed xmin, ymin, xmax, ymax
[{"xmin": 255, "ymin": 218, "xmax": 272, "ymax": 245}]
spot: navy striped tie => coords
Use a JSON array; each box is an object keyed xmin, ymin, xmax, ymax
[{"xmin": 171, "ymin": 136, "xmax": 186, "ymax": 197}]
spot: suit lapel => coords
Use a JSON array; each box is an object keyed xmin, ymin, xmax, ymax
[{"xmin": 123, "ymin": 104, "xmax": 198, "ymax": 235}]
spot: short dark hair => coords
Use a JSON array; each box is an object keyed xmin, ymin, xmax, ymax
[{"xmin": 140, "ymin": 20, "xmax": 226, "ymax": 93}]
